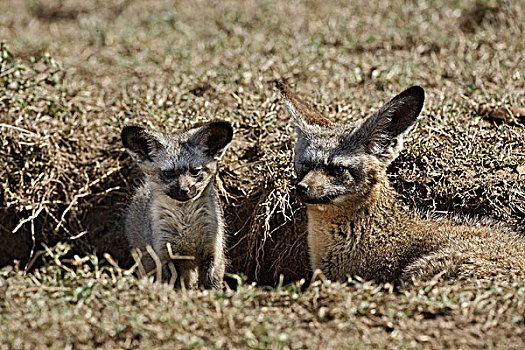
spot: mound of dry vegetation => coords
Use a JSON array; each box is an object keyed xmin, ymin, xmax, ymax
[{"xmin": 0, "ymin": 0, "xmax": 524, "ymax": 288}]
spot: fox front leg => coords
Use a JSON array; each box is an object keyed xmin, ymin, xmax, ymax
[{"xmin": 198, "ymin": 255, "xmax": 225, "ymax": 290}]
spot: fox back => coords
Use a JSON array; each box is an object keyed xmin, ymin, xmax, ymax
[
  {"xmin": 121, "ymin": 121, "xmax": 233, "ymax": 289},
  {"xmin": 278, "ymin": 82, "xmax": 525, "ymax": 284}
]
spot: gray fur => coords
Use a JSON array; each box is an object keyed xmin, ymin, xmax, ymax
[{"xmin": 122, "ymin": 121, "xmax": 233, "ymax": 289}]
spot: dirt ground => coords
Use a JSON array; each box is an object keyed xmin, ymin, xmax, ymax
[{"xmin": 0, "ymin": 0, "xmax": 524, "ymax": 348}]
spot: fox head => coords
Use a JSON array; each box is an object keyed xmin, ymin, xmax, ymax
[
  {"xmin": 278, "ymin": 82, "xmax": 424, "ymax": 206},
  {"xmin": 122, "ymin": 121, "xmax": 233, "ymax": 202}
]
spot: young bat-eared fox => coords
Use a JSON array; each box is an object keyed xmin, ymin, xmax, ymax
[{"xmin": 121, "ymin": 121, "xmax": 232, "ymax": 289}]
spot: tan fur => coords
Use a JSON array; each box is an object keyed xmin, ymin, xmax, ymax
[
  {"xmin": 279, "ymin": 83, "xmax": 525, "ymax": 284},
  {"xmin": 310, "ymin": 181, "xmax": 525, "ymax": 284},
  {"xmin": 276, "ymin": 82, "xmax": 331, "ymax": 127}
]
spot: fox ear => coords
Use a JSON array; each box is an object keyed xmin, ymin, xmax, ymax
[
  {"xmin": 352, "ymin": 86, "xmax": 424, "ymax": 159},
  {"xmin": 276, "ymin": 81, "xmax": 330, "ymax": 135},
  {"xmin": 190, "ymin": 121, "xmax": 233, "ymax": 158},
  {"xmin": 121, "ymin": 125, "xmax": 162, "ymax": 162}
]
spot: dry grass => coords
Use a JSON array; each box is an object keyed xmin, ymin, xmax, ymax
[
  {"xmin": 0, "ymin": 0, "xmax": 524, "ymax": 347},
  {"xmin": 2, "ymin": 245, "xmax": 525, "ymax": 349}
]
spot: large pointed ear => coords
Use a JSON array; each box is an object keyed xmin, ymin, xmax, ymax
[
  {"xmin": 276, "ymin": 81, "xmax": 330, "ymax": 134},
  {"xmin": 351, "ymin": 86, "xmax": 424, "ymax": 159},
  {"xmin": 189, "ymin": 121, "xmax": 233, "ymax": 158},
  {"xmin": 121, "ymin": 125, "xmax": 162, "ymax": 162}
]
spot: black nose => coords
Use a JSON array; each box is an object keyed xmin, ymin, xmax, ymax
[
  {"xmin": 296, "ymin": 182, "xmax": 309, "ymax": 194},
  {"xmin": 179, "ymin": 186, "xmax": 196, "ymax": 197},
  {"xmin": 167, "ymin": 186, "xmax": 197, "ymax": 202}
]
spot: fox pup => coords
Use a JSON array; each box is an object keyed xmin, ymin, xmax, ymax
[
  {"xmin": 278, "ymin": 82, "xmax": 525, "ymax": 284},
  {"xmin": 121, "ymin": 121, "xmax": 233, "ymax": 289}
]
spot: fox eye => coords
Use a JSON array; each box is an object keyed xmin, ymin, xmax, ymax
[
  {"xmin": 302, "ymin": 163, "xmax": 311, "ymax": 171},
  {"xmin": 189, "ymin": 167, "xmax": 202, "ymax": 176},
  {"xmin": 162, "ymin": 170, "xmax": 176, "ymax": 179},
  {"xmin": 329, "ymin": 166, "xmax": 345, "ymax": 176}
]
